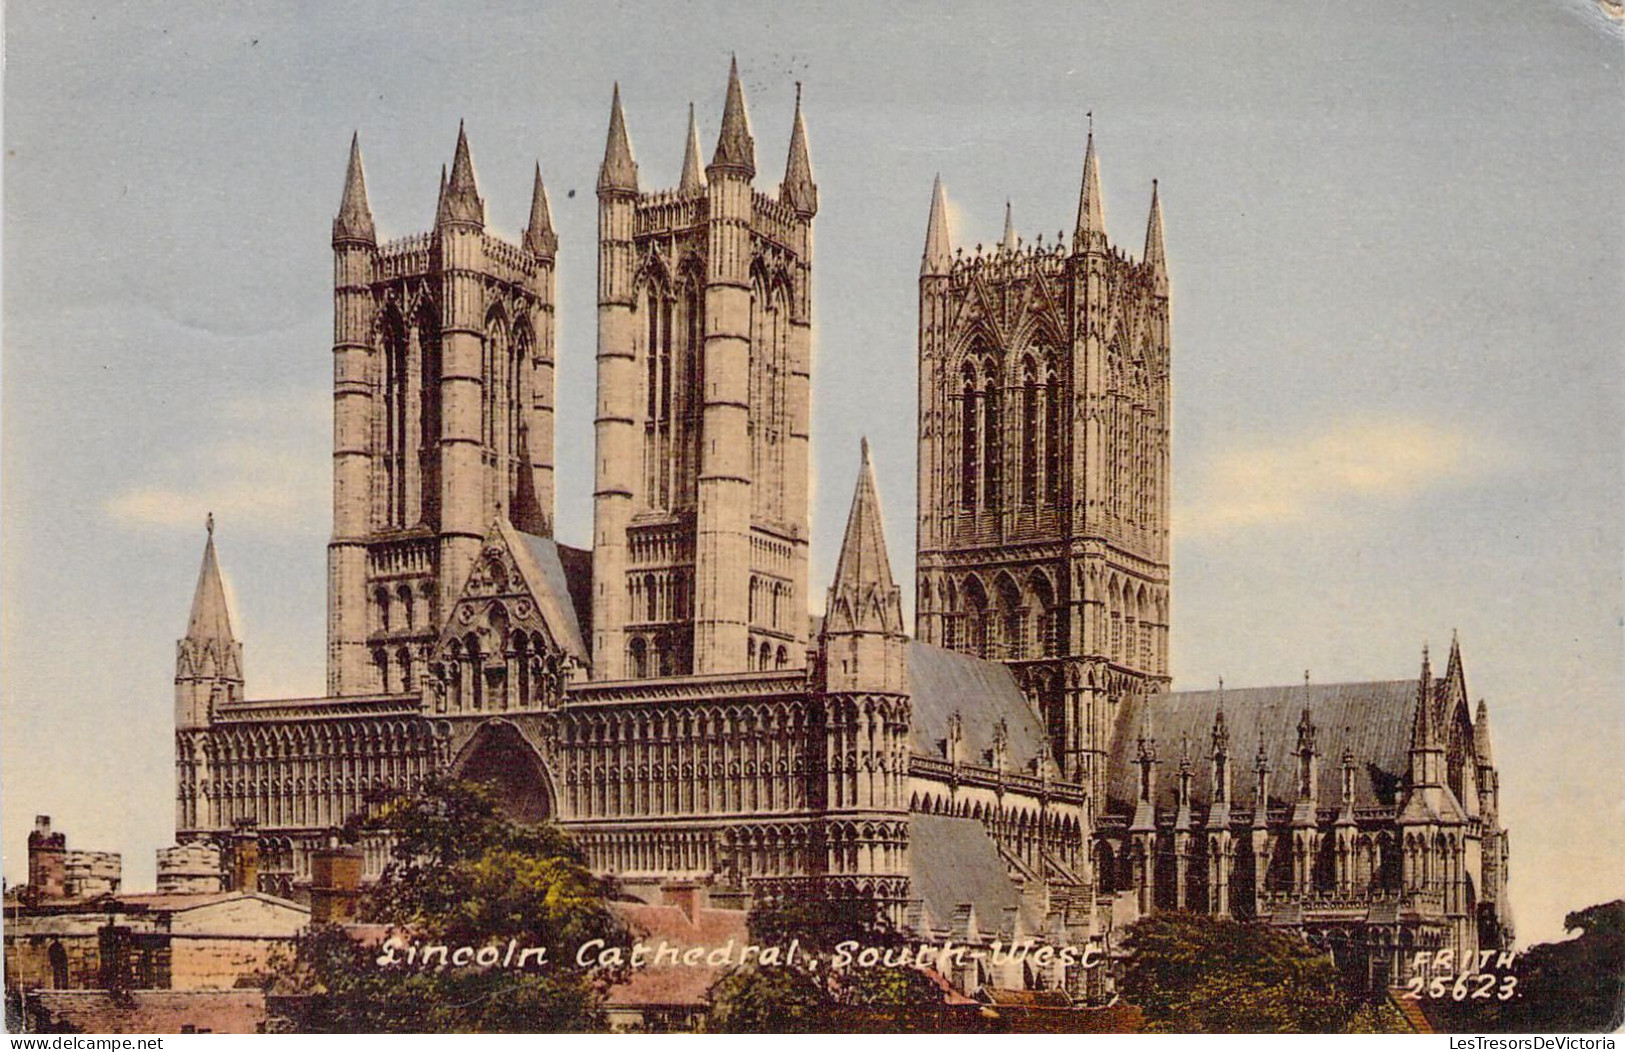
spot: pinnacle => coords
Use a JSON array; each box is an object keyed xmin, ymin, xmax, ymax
[
  {"xmin": 922, "ymin": 176, "xmax": 952, "ymax": 277},
  {"xmin": 525, "ymin": 162, "xmax": 557, "ymax": 258},
  {"xmin": 779, "ymin": 83, "xmax": 817, "ymax": 216},
  {"xmin": 598, "ymin": 82, "xmax": 638, "ymax": 195},
  {"xmin": 827, "ymin": 438, "xmax": 901, "ymax": 632},
  {"xmin": 1073, "ymin": 128, "xmax": 1107, "ymax": 254},
  {"xmin": 333, "ymin": 132, "xmax": 376, "ymax": 245},
  {"xmin": 438, "ymin": 121, "xmax": 484, "ymax": 227},
  {"xmin": 186, "ymin": 518, "xmax": 236, "ymax": 644},
  {"xmin": 1145, "ymin": 179, "xmax": 1168, "ymax": 294},
  {"xmin": 710, "ymin": 55, "xmax": 755, "ymax": 176},
  {"xmin": 1002, "ymin": 200, "xmax": 1015, "ymax": 248},
  {"xmin": 679, "ymin": 102, "xmax": 706, "ymax": 195}
]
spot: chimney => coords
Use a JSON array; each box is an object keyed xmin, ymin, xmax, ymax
[
  {"xmin": 310, "ymin": 845, "xmax": 364, "ymax": 925},
  {"xmin": 28, "ymin": 816, "xmax": 67, "ymax": 898},
  {"xmin": 230, "ymin": 819, "xmax": 260, "ymax": 893},
  {"xmin": 661, "ymin": 880, "xmax": 707, "ymax": 924}
]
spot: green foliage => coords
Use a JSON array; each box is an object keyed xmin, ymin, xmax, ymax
[
  {"xmin": 1435, "ymin": 899, "xmax": 1625, "ymax": 1033},
  {"xmin": 286, "ymin": 777, "xmax": 626, "ymax": 1033},
  {"xmin": 1120, "ymin": 912, "xmax": 1357, "ymax": 1033},
  {"xmin": 706, "ymin": 894, "xmax": 947, "ymax": 1033}
]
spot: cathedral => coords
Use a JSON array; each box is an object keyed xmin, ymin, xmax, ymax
[{"xmin": 169, "ymin": 59, "xmax": 1512, "ymax": 997}]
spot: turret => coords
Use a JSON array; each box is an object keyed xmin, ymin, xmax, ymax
[
  {"xmin": 524, "ymin": 162, "xmax": 557, "ymax": 259},
  {"xmin": 328, "ymin": 135, "xmax": 381, "ymax": 694},
  {"xmin": 1292, "ymin": 677, "xmax": 1319, "ymax": 824},
  {"xmin": 779, "ymin": 84, "xmax": 817, "ymax": 218},
  {"xmin": 434, "ymin": 123, "xmax": 490, "ymax": 615},
  {"xmin": 1072, "ymin": 128, "xmax": 1107, "ymax": 256},
  {"xmin": 1209, "ymin": 687, "xmax": 1232, "ymax": 822},
  {"xmin": 821, "ymin": 439, "xmax": 907, "ymax": 694},
  {"xmin": 178, "ymin": 515, "xmax": 242, "ymax": 729},
  {"xmin": 921, "ymin": 176, "xmax": 952, "ymax": 277},
  {"xmin": 1474, "ymin": 698, "xmax": 1498, "ymax": 809},
  {"xmin": 1144, "ymin": 179, "xmax": 1167, "ymax": 298},
  {"xmin": 693, "ymin": 56, "xmax": 757, "ymax": 674},
  {"xmin": 592, "ymin": 84, "xmax": 641, "ymax": 678},
  {"xmin": 678, "ymin": 103, "xmax": 706, "ymax": 196}
]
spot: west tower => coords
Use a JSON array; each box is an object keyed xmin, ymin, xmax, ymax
[
  {"xmin": 914, "ymin": 132, "xmax": 1171, "ymax": 800},
  {"xmin": 592, "ymin": 61, "xmax": 816, "ymax": 680},
  {"xmin": 327, "ymin": 129, "xmax": 559, "ymax": 696}
]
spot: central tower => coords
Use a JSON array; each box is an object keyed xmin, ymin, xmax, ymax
[
  {"xmin": 593, "ymin": 60, "xmax": 817, "ymax": 680},
  {"xmin": 914, "ymin": 132, "xmax": 1171, "ymax": 799}
]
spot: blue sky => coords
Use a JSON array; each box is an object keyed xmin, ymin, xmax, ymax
[{"xmin": 4, "ymin": 1, "xmax": 1621, "ymax": 946}]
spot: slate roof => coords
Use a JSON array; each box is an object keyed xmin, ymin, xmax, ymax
[
  {"xmin": 505, "ymin": 524, "xmax": 591, "ymax": 661},
  {"xmin": 906, "ymin": 642, "xmax": 1047, "ymax": 769},
  {"xmin": 1106, "ymin": 681, "xmax": 1422, "ymax": 816},
  {"xmin": 909, "ymin": 812, "xmax": 1037, "ymax": 936}
]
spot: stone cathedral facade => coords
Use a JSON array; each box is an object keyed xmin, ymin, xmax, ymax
[{"xmin": 170, "ymin": 60, "xmax": 1511, "ymax": 996}]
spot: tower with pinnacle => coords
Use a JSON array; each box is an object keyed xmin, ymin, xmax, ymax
[
  {"xmin": 592, "ymin": 60, "xmax": 817, "ymax": 680},
  {"xmin": 914, "ymin": 128, "xmax": 1172, "ymax": 801},
  {"xmin": 327, "ymin": 127, "xmax": 560, "ymax": 697},
  {"xmin": 175, "ymin": 517, "xmax": 242, "ymax": 839}
]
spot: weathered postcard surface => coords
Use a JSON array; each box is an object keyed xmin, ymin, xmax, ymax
[{"xmin": 4, "ymin": 1, "xmax": 1623, "ymax": 1037}]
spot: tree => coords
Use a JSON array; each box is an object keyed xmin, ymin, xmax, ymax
[
  {"xmin": 1432, "ymin": 899, "xmax": 1625, "ymax": 1033},
  {"xmin": 1119, "ymin": 912, "xmax": 1358, "ymax": 1033},
  {"xmin": 283, "ymin": 777, "xmax": 627, "ymax": 1033},
  {"xmin": 705, "ymin": 893, "xmax": 950, "ymax": 1032}
]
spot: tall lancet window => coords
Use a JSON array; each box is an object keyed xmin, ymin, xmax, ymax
[
  {"xmin": 748, "ymin": 268, "xmax": 790, "ymax": 524},
  {"xmin": 982, "ymin": 364, "xmax": 1002, "ymax": 513},
  {"xmin": 509, "ymin": 325, "xmax": 531, "ymax": 513},
  {"xmin": 676, "ymin": 273, "xmax": 703, "ymax": 509},
  {"xmin": 415, "ymin": 300, "xmax": 443, "ymax": 528},
  {"xmin": 644, "ymin": 276, "xmax": 674, "ymax": 509},
  {"xmin": 379, "ymin": 307, "xmax": 408, "ymax": 528},
  {"xmin": 959, "ymin": 362, "xmax": 979, "ymax": 511},
  {"xmin": 482, "ymin": 314, "xmax": 510, "ymax": 517},
  {"xmin": 1021, "ymin": 357, "xmax": 1039, "ymax": 508},
  {"xmin": 1044, "ymin": 366, "xmax": 1062, "ymax": 508}
]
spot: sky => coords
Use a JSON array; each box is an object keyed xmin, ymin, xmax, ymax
[{"xmin": 3, "ymin": 1, "xmax": 1621, "ymax": 947}]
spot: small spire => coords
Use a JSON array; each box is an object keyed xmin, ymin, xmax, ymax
[
  {"xmin": 1474, "ymin": 699, "xmax": 1495, "ymax": 766},
  {"xmin": 1002, "ymin": 200, "xmax": 1015, "ymax": 249},
  {"xmin": 186, "ymin": 518, "xmax": 235, "ymax": 644},
  {"xmin": 679, "ymin": 102, "xmax": 706, "ymax": 195},
  {"xmin": 922, "ymin": 176, "xmax": 952, "ymax": 277},
  {"xmin": 598, "ymin": 83, "xmax": 638, "ymax": 195},
  {"xmin": 1412, "ymin": 644, "xmax": 1437, "ymax": 749},
  {"xmin": 710, "ymin": 54, "xmax": 755, "ymax": 176},
  {"xmin": 826, "ymin": 438, "xmax": 903, "ymax": 636},
  {"xmin": 1144, "ymin": 179, "xmax": 1167, "ymax": 296},
  {"xmin": 333, "ymin": 133, "xmax": 376, "ymax": 245},
  {"xmin": 437, "ymin": 121, "xmax": 484, "ymax": 227},
  {"xmin": 1073, "ymin": 126, "xmax": 1107, "ymax": 254},
  {"xmin": 524, "ymin": 162, "xmax": 557, "ymax": 259},
  {"xmin": 435, "ymin": 164, "xmax": 448, "ymax": 224},
  {"xmin": 779, "ymin": 83, "xmax": 817, "ymax": 217}
]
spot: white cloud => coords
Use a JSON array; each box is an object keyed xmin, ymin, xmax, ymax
[
  {"xmin": 105, "ymin": 389, "xmax": 329, "ymax": 534},
  {"xmin": 1175, "ymin": 416, "xmax": 1509, "ymax": 537}
]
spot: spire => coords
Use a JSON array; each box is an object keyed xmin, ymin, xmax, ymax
[
  {"xmin": 679, "ymin": 102, "xmax": 706, "ymax": 195},
  {"xmin": 186, "ymin": 516, "xmax": 235, "ymax": 644},
  {"xmin": 524, "ymin": 162, "xmax": 558, "ymax": 258},
  {"xmin": 922, "ymin": 176, "xmax": 952, "ymax": 277},
  {"xmin": 598, "ymin": 83, "xmax": 638, "ymax": 195},
  {"xmin": 1474, "ymin": 699, "xmax": 1495, "ymax": 766},
  {"xmin": 710, "ymin": 55, "xmax": 755, "ymax": 177},
  {"xmin": 1144, "ymin": 179, "xmax": 1167, "ymax": 295},
  {"xmin": 1412, "ymin": 645, "xmax": 1437, "ymax": 750},
  {"xmin": 1001, "ymin": 200, "xmax": 1015, "ymax": 249},
  {"xmin": 333, "ymin": 133, "xmax": 376, "ymax": 245},
  {"xmin": 437, "ymin": 122, "xmax": 484, "ymax": 227},
  {"xmin": 434, "ymin": 165, "xmax": 448, "ymax": 225},
  {"xmin": 1212, "ymin": 679, "xmax": 1230, "ymax": 753},
  {"xmin": 828, "ymin": 438, "xmax": 900, "ymax": 622},
  {"xmin": 779, "ymin": 83, "xmax": 817, "ymax": 217},
  {"xmin": 1073, "ymin": 125, "xmax": 1107, "ymax": 254}
]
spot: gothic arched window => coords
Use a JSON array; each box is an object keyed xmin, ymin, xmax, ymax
[
  {"xmin": 981, "ymin": 363, "xmax": 1002, "ymax": 513},
  {"xmin": 1021, "ymin": 358, "xmax": 1039, "ymax": 507},
  {"xmin": 959, "ymin": 362, "xmax": 979, "ymax": 510},
  {"xmin": 1044, "ymin": 366, "xmax": 1062, "ymax": 508}
]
